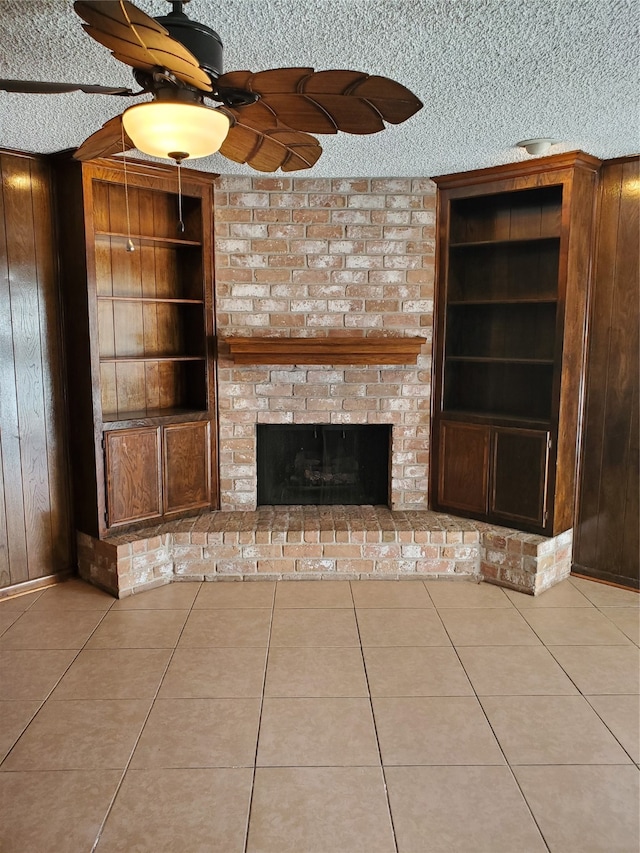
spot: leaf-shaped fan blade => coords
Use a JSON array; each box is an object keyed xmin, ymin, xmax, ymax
[
  {"xmin": 0, "ymin": 79, "xmax": 134, "ymax": 95},
  {"xmin": 347, "ymin": 75, "xmax": 424, "ymax": 123},
  {"xmin": 216, "ymin": 68, "xmax": 423, "ymax": 135},
  {"xmin": 220, "ymin": 104, "xmax": 321, "ymax": 173},
  {"xmin": 263, "ymin": 93, "xmax": 384, "ymax": 135},
  {"xmin": 73, "ymin": 114, "xmax": 134, "ymax": 161},
  {"xmin": 218, "ymin": 68, "xmax": 314, "ymax": 93},
  {"xmin": 74, "ymin": 1, "xmax": 212, "ymax": 92}
]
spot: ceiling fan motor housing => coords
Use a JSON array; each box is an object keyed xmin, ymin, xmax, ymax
[{"xmin": 155, "ymin": 2, "xmax": 223, "ymax": 79}]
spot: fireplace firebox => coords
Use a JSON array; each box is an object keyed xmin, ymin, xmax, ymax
[{"xmin": 257, "ymin": 424, "xmax": 391, "ymax": 506}]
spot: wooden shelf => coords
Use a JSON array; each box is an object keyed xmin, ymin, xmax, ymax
[
  {"xmin": 95, "ymin": 230, "xmax": 201, "ymax": 247},
  {"xmin": 449, "ymin": 236, "xmax": 560, "ymax": 249},
  {"xmin": 441, "ymin": 409, "xmax": 551, "ymax": 428},
  {"xmin": 225, "ymin": 335, "xmax": 427, "ymax": 365},
  {"xmin": 448, "ymin": 298, "xmax": 557, "ymax": 306},
  {"xmin": 446, "ymin": 356, "xmax": 554, "ymax": 365},
  {"xmin": 102, "ymin": 407, "xmax": 210, "ymax": 427},
  {"xmin": 97, "ymin": 296, "xmax": 204, "ymax": 304},
  {"xmin": 99, "ymin": 355, "xmax": 205, "ymax": 364}
]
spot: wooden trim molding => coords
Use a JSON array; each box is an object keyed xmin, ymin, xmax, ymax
[
  {"xmin": 0, "ymin": 570, "xmax": 73, "ymax": 601},
  {"xmin": 224, "ymin": 335, "xmax": 427, "ymax": 365},
  {"xmin": 432, "ymin": 150, "xmax": 601, "ymax": 188}
]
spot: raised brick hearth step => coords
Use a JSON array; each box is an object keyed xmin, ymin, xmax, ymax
[{"xmin": 76, "ymin": 507, "xmax": 572, "ymax": 599}]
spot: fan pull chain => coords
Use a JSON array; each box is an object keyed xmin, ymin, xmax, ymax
[
  {"xmin": 176, "ymin": 160, "xmax": 185, "ymax": 233},
  {"xmin": 121, "ymin": 124, "xmax": 135, "ymax": 253}
]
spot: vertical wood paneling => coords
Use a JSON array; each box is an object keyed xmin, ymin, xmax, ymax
[
  {"xmin": 0, "ymin": 438, "xmax": 9, "ymax": 587},
  {"xmin": 4, "ymin": 156, "xmax": 52, "ymax": 580},
  {"xmin": 30, "ymin": 158, "xmax": 72, "ymax": 571},
  {"xmin": 0, "ymin": 156, "xmax": 31, "ymax": 585},
  {"xmin": 596, "ymin": 161, "xmax": 638, "ymax": 565},
  {"xmin": 621, "ymin": 382, "xmax": 639, "ymax": 573},
  {"xmin": 574, "ymin": 157, "xmax": 640, "ymax": 588},
  {"xmin": 53, "ymin": 159, "xmax": 101, "ymax": 537},
  {"xmin": 0, "ymin": 151, "xmax": 73, "ymax": 590}
]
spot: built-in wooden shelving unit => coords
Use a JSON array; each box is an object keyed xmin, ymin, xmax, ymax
[
  {"xmin": 55, "ymin": 157, "xmax": 218, "ymax": 537},
  {"xmin": 430, "ymin": 151, "xmax": 601, "ymax": 536}
]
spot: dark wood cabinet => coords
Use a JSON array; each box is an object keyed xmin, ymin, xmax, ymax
[
  {"xmin": 437, "ymin": 421, "xmax": 550, "ymax": 528},
  {"xmin": 55, "ymin": 157, "xmax": 218, "ymax": 537},
  {"xmin": 162, "ymin": 421, "xmax": 211, "ymax": 515},
  {"xmin": 437, "ymin": 421, "xmax": 489, "ymax": 514},
  {"xmin": 431, "ymin": 152, "xmax": 600, "ymax": 535},
  {"xmin": 105, "ymin": 427, "xmax": 162, "ymax": 527},
  {"xmin": 490, "ymin": 427, "xmax": 550, "ymax": 527}
]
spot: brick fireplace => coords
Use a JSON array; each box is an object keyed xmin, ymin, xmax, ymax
[
  {"xmin": 77, "ymin": 176, "xmax": 573, "ymax": 598},
  {"xmin": 213, "ymin": 175, "xmax": 435, "ymax": 510}
]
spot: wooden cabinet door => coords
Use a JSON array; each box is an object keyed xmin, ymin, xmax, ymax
[
  {"xmin": 437, "ymin": 421, "xmax": 490, "ymax": 514},
  {"xmin": 162, "ymin": 421, "xmax": 211, "ymax": 515},
  {"xmin": 104, "ymin": 427, "xmax": 162, "ymax": 527},
  {"xmin": 490, "ymin": 427, "xmax": 550, "ymax": 527}
]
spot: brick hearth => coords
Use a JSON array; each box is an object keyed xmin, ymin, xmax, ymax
[{"xmin": 77, "ymin": 507, "xmax": 572, "ymax": 599}]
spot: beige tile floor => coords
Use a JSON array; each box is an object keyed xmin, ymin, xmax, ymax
[{"xmin": 0, "ymin": 575, "xmax": 638, "ymax": 853}]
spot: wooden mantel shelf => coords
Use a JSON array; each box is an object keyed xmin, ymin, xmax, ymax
[{"xmin": 225, "ymin": 335, "xmax": 427, "ymax": 365}]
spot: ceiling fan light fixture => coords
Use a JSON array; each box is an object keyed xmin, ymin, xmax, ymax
[{"xmin": 122, "ymin": 100, "xmax": 230, "ymax": 161}]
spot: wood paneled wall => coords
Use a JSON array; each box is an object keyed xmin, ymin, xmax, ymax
[
  {"xmin": 0, "ymin": 150, "xmax": 73, "ymax": 592},
  {"xmin": 573, "ymin": 156, "xmax": 639, "ymax": 588}
]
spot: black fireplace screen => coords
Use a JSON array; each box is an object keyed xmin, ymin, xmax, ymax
[{"xmin": 257, "ymin": 424, "xmax": 391, "ymax": 506}]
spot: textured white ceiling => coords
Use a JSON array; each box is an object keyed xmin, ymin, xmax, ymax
[{"xmin": 0, "ymin": 0, "xmax": 638, "ymax": 177}]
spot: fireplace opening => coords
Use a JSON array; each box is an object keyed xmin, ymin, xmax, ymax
[{"xmin": 257, "ymin": 424, "xmax": 391, "ymax": 506}]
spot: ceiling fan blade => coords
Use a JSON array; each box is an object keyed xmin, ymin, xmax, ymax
[
  {"xmin": 74, "ymin": 1, "xmax": 212, "ymax": 91},
  {"xmin": 218, "ymin": 68, "xmax": 314, "ymax": 93},
  {"xmin": 261, "ymin": 94, "xmax": 384, "ymax": 135},
  {"xmin": 217, "ymin": 68, "xmax": 422, "ymax": 134},
  {"xmin": 0, "ymin": 79, "xmax": 135, "ymax": 95},
  {"xmin": 346, "ymin": 75, "xmax": 426, "ymax": 123},
  {"xmin": 82, "ymin": 27, "xmax": 209, "ymax": 90},
  {"xmin": 73, "ymin": 114, "xmax": 134, "ymax": 161},
  {"xmin": 223, "ymin": 101, "xmax": 279, "ymax": 132},
  {"xmin": 220, "ymin": 108, "xmax": 321, "ymax": 172}
]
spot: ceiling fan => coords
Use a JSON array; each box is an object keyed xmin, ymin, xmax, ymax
[{"xmin": 0, "ymin": 0, "xmax": 423, "ymax": 172}]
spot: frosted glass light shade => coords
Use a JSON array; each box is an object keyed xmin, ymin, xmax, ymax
[
  {"xmin": 122, "ymin": 101, "xmax": 230, "ymax": 161},
  {"xmin": 516, "ymin": 138, "xmax": 555, "ymax": 156}
]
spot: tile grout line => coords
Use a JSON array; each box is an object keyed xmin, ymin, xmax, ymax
[
  {"xmin": 594, "ymin": 602, "xmax": 640, "ymax": 647},
  {"xmin": 242, "ymin": 583, "xmax": 277, "ymax": 853},
  {"xmin": 89, "ymin": 585, "xmax": 203, "ymax": 853},
  {"xmin": 507, "ymin": 592, "xmax": 639, "ymax": 761},
  {"xmin": 422, "ymin": 579, "xmax": 553, "ymax": 853},
  {"xmin": 443, "ymin": 585, "xmax": 640, "ymax": 767},
  {"xmin": 350, "ymin": 580, "xmax": 400, "ymax": 853},
  {"xmin": 540, "ymin": 596, "xmax": 640, "ymax": 764},
  {"xmin": 0, "ymin": 599, "xmax": 116, "ymax": 769}
]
